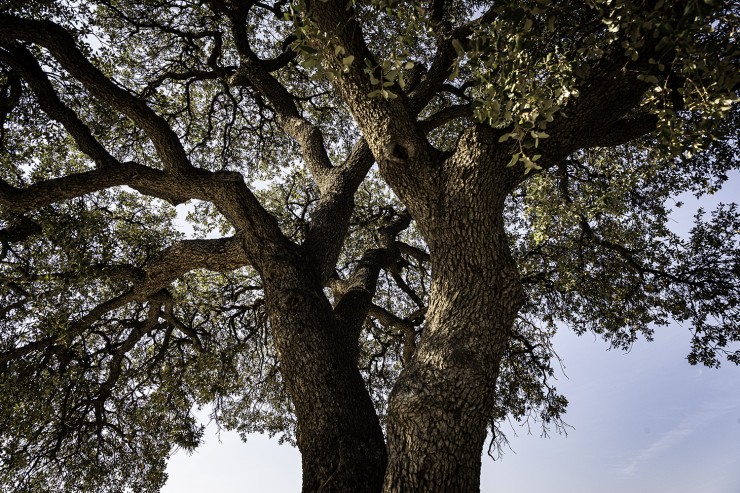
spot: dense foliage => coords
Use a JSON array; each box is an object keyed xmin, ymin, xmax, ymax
[{"xmin": 0, "ymin": 0, "xmax": 738, "ymax": 491}]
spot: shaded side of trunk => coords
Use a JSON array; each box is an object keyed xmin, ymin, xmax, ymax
[
  {"xmin": 382, "ymin": 149, "xmax": 524, "ymax": 492},
  {"xmin": 262, "ymin": 252, "xmax": 387, "ymax": 493}
]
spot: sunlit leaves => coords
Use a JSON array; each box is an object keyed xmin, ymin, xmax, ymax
[
  {"xmin": 1, "ymin": 0, "xmax": 738, "ymax": 489},
  {"xmin": 510, "ymin": 119, "xmax": 739, "ymax": 364}
]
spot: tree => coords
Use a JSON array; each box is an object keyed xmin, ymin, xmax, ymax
[{"xmin": 0, "ymin": 0, "xmax": 738, "ymax": 491}]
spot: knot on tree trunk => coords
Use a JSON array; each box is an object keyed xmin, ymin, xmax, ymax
[{"xmin": 385, "ymin": 141, "xmax": 415, "ymax": 164}]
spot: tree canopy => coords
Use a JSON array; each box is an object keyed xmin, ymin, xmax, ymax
[{"xmin": 0, "ymin": 0, "xmax": 738, "ymax": 491}]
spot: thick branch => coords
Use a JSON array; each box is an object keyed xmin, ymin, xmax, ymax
[
  {"xmin": 135, "ymin": 236, "xmax": 250, "ymax": 298},
  {"xmin": 225, "ymin": 9, "xmax": 334, "ymax": 189},
  {"xmin": 333, "ymin": 211, "xmax": 412, "ymax": 339},
  {"xmin": 0, "ymin": 163, "xmax": 187, "ymax": 212},
  {"xmin": 0, "ymin": 15, "xmax": 192, "ymax": 172},
  {"xmin": 260, "ymin": 36, "xmax": 298, "ymax": 72},
  {"xmin": 0, "ymin": 236, "xmax": 249, "ymax": 365},
  {"xmin": 306, "ymin": 0, "xmax": 439, "ymax": 220},
  {"xmin": 419, "ymin": 104, "xmax": 474, "ymax": 132},
  {"xmin": 304, "ymin": 138, "xmax": 375, "ymax": 282},
  {"xmin": 407, "ymin": 43, "xmax": 456, "ymax": 114},
  {"xmin": 430, "ymin": 0, "xmax": 447, "ymax": 24},
  {"xmin": 508, "ymin": 54, "xmax": 656, "ymax": 185},
  {"xmin": 0, "ymin": 43, "xmax": 119, "ymax": 168},
  {"xmin": 0, "ymin": 159, "xmax": 288, "ymax": 271},
  {"xmin": 584, "ymin": 114, "xmax": 659, "ymax": 149}
]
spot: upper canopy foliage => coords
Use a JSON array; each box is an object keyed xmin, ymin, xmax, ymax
[{"xmin": 0, "ymin": 0, "xmax": 738, "ymax": 491}]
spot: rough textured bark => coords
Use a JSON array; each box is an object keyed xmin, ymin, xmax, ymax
[
  {"xmin": 382, "ymin": 138, "xmax": 524, "ymax": 492},
  {"xmin": 262, "ymin": 251, "xmax": 387, "ymax": 493},
  {"xmin": 303, "ymin": 2, "xmax": 533, "ymax": 487},
  {"xmin": 3, "ymin": 3, "xmax": 732, "ymax": 492}
]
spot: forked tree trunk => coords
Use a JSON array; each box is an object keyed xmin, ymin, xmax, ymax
[
  {"xmin": 263, "ymin": 143, "xmax": 523, "ymax": 492},
  {"xmin": 263, "ymin": 255, "xmax": 387, "ymax": 493},
  {"xmin": 382, "ymin": 154, "xmax": 524, "ymax": 492}
]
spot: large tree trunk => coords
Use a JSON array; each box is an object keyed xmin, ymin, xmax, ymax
[
  {"xmin": 262, "ymin": 253, "xmax": 387, "ymax": 493},
  {"xmin": 382, "ymin": 151, "xmax": 524, "ymax": 492}
]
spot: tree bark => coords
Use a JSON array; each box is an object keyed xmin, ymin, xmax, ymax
[
  {"xmin": 382, "ymin": 148, "xmax": 524, "ymax": 492},
  {"xmin": 262, "ymin": 250, "xmax": 387, "ymax": 493}
]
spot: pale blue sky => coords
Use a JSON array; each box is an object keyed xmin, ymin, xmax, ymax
[
  {"xmin": 164, "ymin": 173, "xmax": 740, "ymax": 492},
  {"xmin": 162, "ymin": 326, "xmax": 740, "ymax": 493}
]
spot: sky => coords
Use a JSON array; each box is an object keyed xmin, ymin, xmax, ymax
[
  {"xmin": 163, "ymin": 175, "xmax": 740, "ymax": 492},
  {"xmin": 162, "ymin": 326, "xmax": 740, "ymax": 493}
]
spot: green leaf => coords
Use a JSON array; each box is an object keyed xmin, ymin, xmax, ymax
[{"xmin": 451, "ymin": 39, "xmax": 465, "ymax": 57}]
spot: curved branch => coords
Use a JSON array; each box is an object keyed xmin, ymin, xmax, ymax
[
  {"xmin": 333, "ymin": 211, "xmax": 412, "ymax": 339},
  {"xmin": 0, "ymin": 235, "xmax": 250, "ymax": 366},
  {"xmin": 260, "ymin": 35, "xmax": 299, "ymax": 72},
  {"xmin": 0, "ymin": 14, "xmax": 192, "ymax": 172},
  {"xmin": 0, "ymin": 153, "xmax": 291, "ymax": 271},
  {"xmin": 419, "ymin": 104, "xmax": 474, "ymax": 133},
  {"xmin": 0, "ymin": 163, "xmax": 186, "ymax": 212},
  {"xmin": 368, "ymin": 303, "xmax": 417, "ymax": 363},
  {"xmin": 223, "ymin": 8, "xmax": 334, "ymax": 188},
  {"xmin": 0, "ymin": 43, "xmax": 119, "ymax": 168},
  {"xmin": 304, "ymin": 138, "xmax": 375, "ymax": 282},
  {"xmin": 139, "ymin": 236, "xmax": 250, "ymax": 298},
  {"xmin": 407, "ymin": 42, "xmax": 456, "ymax": 114}
]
